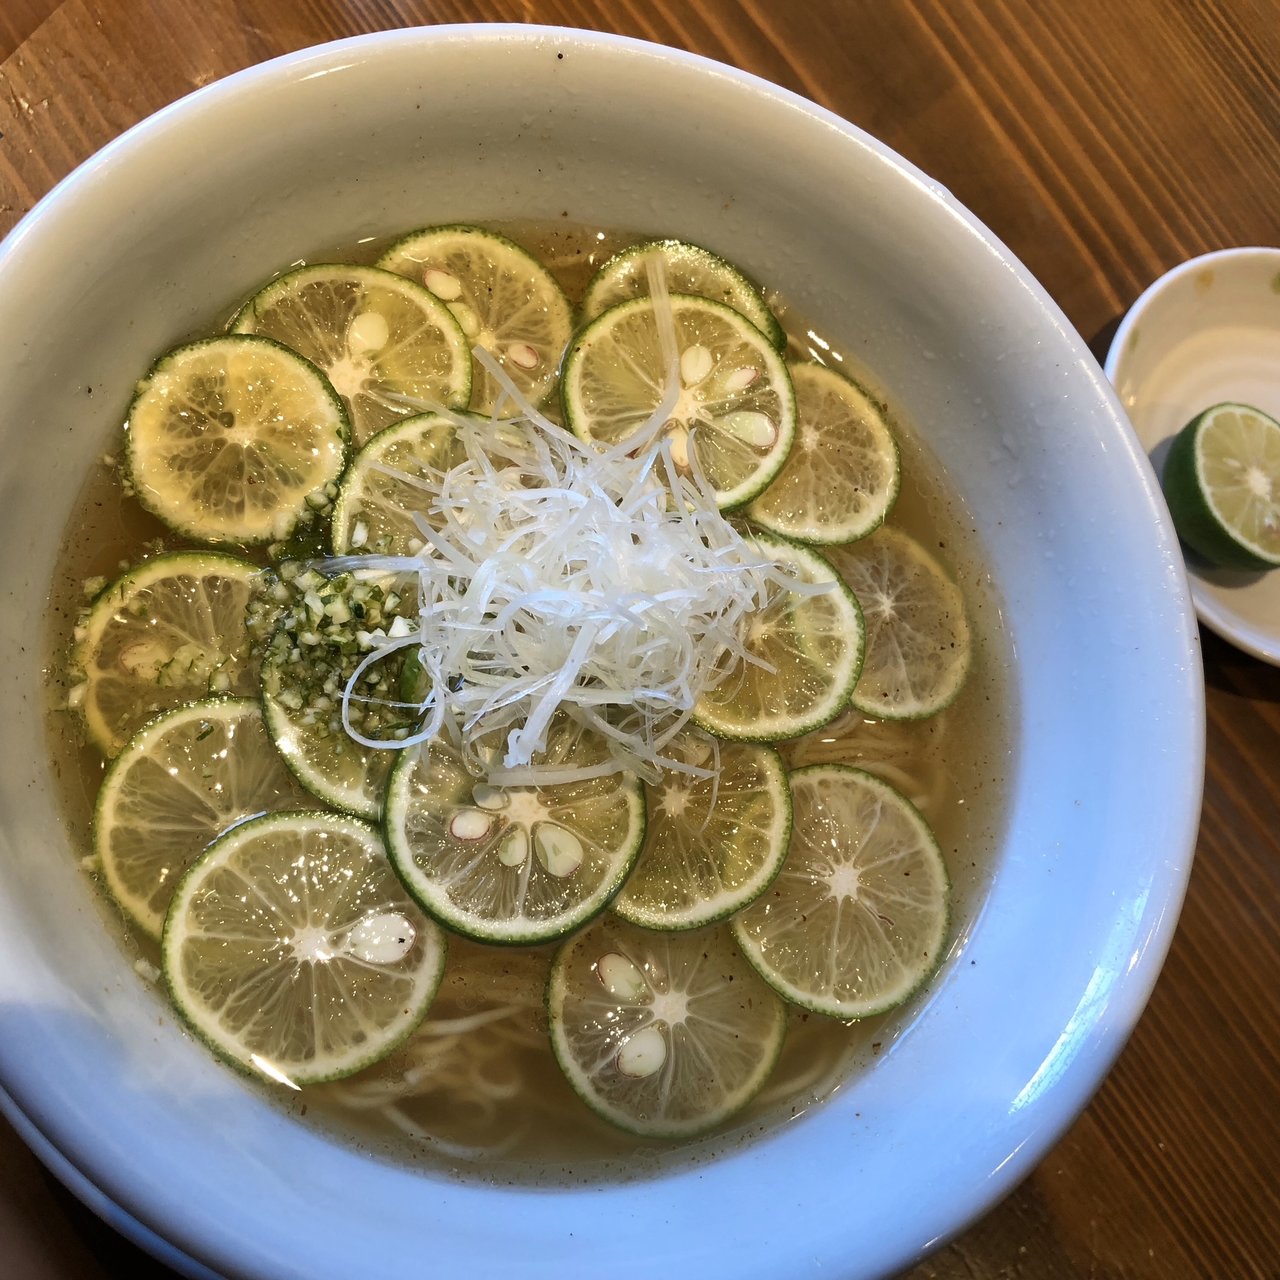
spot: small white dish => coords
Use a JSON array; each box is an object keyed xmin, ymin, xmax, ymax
[{"xmin": 1106, "ymin": 246, "xmax": 1280, "ymax": 664}]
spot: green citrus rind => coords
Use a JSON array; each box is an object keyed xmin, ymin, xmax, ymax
[
  {"xmin": 1161, "ymin": 401, "xmax": 1280, "ymax": 570},
  {"xmin": 732, "ymin": 764, "xmax": 950, "ymax": 1020},
  {"xmin": 124, "ymin": 335, "xmax": 349, "ymax": 546},
  {"xmin": 162, "ymin": 809, "xmax": 447, "ymax": 1085},
  {"xmin": 580, "ymin": 238, "xmax": 785, "ymax": 351},
  {"xmin": 383, "ymin": 736, "xmax": 646, "ymax": 946},
  {"xmin": 547, "ymin": 916, "xmax": 787, "ymax": 1138}
]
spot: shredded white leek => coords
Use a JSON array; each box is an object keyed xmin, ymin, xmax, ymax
[{"xmin": 321, "ymin": 260, "xmax": 822, "ymax": 784}]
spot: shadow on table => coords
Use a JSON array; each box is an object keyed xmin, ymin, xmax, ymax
[
  {"xmin": 1, "ymin": 1103, "xmax": 179, "ymax": 1280},
  {"xmin": 1086, "ymin": 315, "xmax": 1123, "ymax": 368},
  {"xmin": 1199, "ymin": 628, "xmax": 1280, "ymax": 702},
  {"xmin": 43, "ymin": 1168, "xmax": 181, "ymax": 1280}
]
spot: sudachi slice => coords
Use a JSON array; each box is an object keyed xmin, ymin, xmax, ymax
[
  {"xmin": 562, "ymin": 294, "xmax": 795, "ymax": 509},
  {"xmin": 548, "ymin": 915, "xmax": 786, "ymax": 1137},
  {"xmin": 330, "ymin": 412, "xmax": 470, "ymax": 556},
  {"xmin": 74, "ymin": 552, "xmax": 263, "ymax": 756},
  {"xmin": 746, "ymin": 362, "xmax": 900, "ymax": 545},
  {"xmin": 825, "ymin": 527, "xmax": 970, "ymax": 720},
  {"xmin": 612, "ymin": 735, "xmax": 791, "ymax": 930},
  {"xmin": 94, "ymin": 698, "xmax": 312, "ymax": 939},
  {"xmin": 1161, "ymin": 401, "xmax": 1280, "ymax": 569},
  {"xmin": 125, "ymin": 335, "xmax": 349, "ymax": 545},
  {"xmin": 733, "ymin": 765, "xmax": 950, "ymax": 1019},
  {"xmin": 383, "ymin": 725, "xmax": 645, "ymax": 945},
  {"xmin": 378, "ymin": 225, "xmax": 572, "ymax": 416},
  {"xmin": 232, "ymin": 264, "xmax": 471, "ymax": 444},
  {"xmin": 693, "ymin": 532, "xmax": 863, "ymax": 741},
  {"xmin": 580, "ymin": 238, "xmax": 785, "ymax": 350},
  {"xmin": 163, "ymin": 810, "xmax": 446, "ymax": 1084}
]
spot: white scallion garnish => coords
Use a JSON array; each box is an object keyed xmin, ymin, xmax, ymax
[{"xmin": 320, "ymin": 262, "xmax": 823, "ymax": 784}]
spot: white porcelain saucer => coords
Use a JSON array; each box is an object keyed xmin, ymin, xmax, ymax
[{"xmin": 1106, "ymin": 246, "xmax": 1280, "ymax": 665}]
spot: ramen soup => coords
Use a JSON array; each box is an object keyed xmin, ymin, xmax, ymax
[{"xmin": 44, "ymin": 223, "xmax": 1011, "ymax": 1179}]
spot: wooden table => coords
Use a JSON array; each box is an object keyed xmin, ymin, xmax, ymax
[{"xmin": 2, "ymin": 2, "xmax": 1277, "ymax": 1276}]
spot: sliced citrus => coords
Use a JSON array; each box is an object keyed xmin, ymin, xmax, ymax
[
  {"xmin": 693, "ymin": 532, "xmax": 862, "ymax": 741},
  {"xmin": 74, "ymin": 553, "xmax": 263, "ymax": 756},
  {"xmin": 746, "ymin": 363, "xmax": 900, "ymax": 544},
  {"xmin": 579, "ymin": 238, "xmax": 785, "ymax": 350},
  {"xmin": 548, "ymin": 916, "xmax": 786, "ymax": 1138},
  {"xmin": 383, "ymin": 724, "xmax": 645, "ymax": 945},
  {"xmin": 163, "ymin": 810, "xmax": 446, "ymax": 1084},
  {"xmin": 732, "ymin": 764, "xmax": 950, "ymax": 1019},
  {"xmin": 561, "ymin": 294, "xmax": 795, "ymax": 509},
  {"xmin": 1161, "ymin": 401, "xmax": 1280, "ymax": 569},
  {"xmin": 612, "ymin": 734, "xmax": 791, "ymax": 930},
  {"xmin": 260, "ymin": 642, "xmax": 413, "ymax": 821},
  {"xmin": 94, "ymin": 698, "xmax": 313, "ymax": 939},
  {"xmin": 826, "ymin": 527, "xmax": 970, "ymax": 719},
  {"xmin": 261, "ymin": 691, "xmax": 392, "ymax": 820},
  {"xmin": 124, "ymin": 335, "xmax": 348, "ymax": 545},
  {"xmin": 330, "ymin": 412, "xmax": 470, "ymax": 556},
  {"xmin": 231, "ymin": 264, "xmax": 470, "ymax": 444},
  {"xmin": 378, "ymin": 225, "xmax": 572, "ymax": 416}
]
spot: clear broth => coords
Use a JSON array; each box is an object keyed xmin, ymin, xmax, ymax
[{"xmin": 42, "ymin": 220, "xmax": 1014, "ymax": 1184}]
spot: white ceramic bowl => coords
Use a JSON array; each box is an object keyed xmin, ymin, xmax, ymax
[{"xmin": 0, "ymin": 26, "xmax": 1203, "ymax": 1280}]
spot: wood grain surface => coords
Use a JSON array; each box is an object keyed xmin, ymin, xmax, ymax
[{"xmin": 2, "ymin": 2, "xmax": 1278, "ymax": 1277}]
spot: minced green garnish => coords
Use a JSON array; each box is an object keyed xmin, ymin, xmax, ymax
[{"xmin": 258, "ymin": 562, "xmax": 421, "ymax": 745}]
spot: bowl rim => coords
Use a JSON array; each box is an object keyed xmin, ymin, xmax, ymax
[
  {"xmin": 0, "ymin": 21, "xmax": 1205, "ymax": 1280},
  {"xmin": 0, "ymin": 1083, "xmax": 218, "ymax": 1280}
]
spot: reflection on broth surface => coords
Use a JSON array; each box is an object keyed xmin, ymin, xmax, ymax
[{"xmin": 43, "ymin": 219, "xmax": 1012, "ymax": 1182}]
